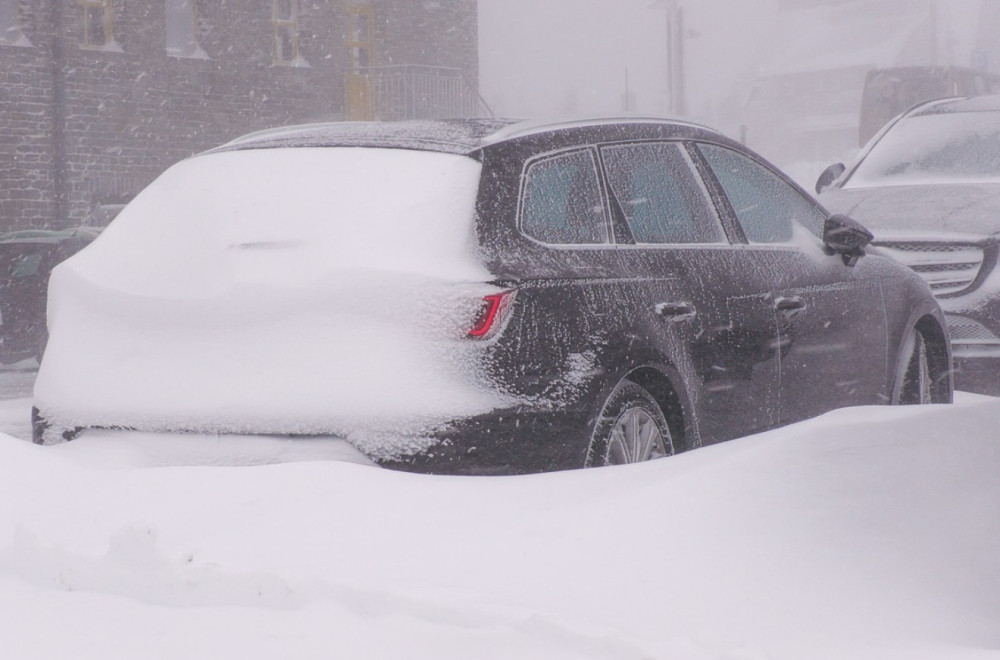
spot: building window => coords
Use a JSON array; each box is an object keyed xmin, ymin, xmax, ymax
[
  {"xmin": 273, "ymin": 0, "xmax": 306, "ymax": 66},
  {"xmin": 165, "ymin": 0, "xmax": 205, "ymax": 58},
  {"xmin": 346, "ymin": 4, "xmax": 374, "ymax": 69},
  {"xmin": 78, "ymin": 0, "xmax": 118, "ymax": 50},
  {"xmin": 0, "ymin": 0, "xmax": 30, "ymax": 46}
]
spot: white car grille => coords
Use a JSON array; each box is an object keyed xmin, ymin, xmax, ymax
[{"xmin": 875, "ymin": 242, "xmax": 986, "ymax": 297}]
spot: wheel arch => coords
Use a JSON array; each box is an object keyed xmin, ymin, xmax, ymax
[
  {"xmin": 913, "ymin": 313, "xmax": 953, "ymax": 403},
  {"xmin": 890, "ymin": 311, "xmax": 953, "ymax": 404},
  {"xmin": 621, "ymin": 365, "xmax": 695, "ymax": 452}
]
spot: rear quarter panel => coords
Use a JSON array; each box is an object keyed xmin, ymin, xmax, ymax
[{"xmin": 471, "ymin": 140, "xmax": 702, "ymax": 449}]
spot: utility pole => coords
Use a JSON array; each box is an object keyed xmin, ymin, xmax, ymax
[
  {"xmin": 929, "ymin": 0, "xmax": 939, "ymax": 65},
  {"xmin": 673, "ymin": 4, "xmax": 685, "ymax": 115},
  {"xmin": 622, "ymin": 67, "xmax": 634, "ymax": 112},
  {"xmin": 654, "ymin": 0, "xmax": 685, "ymax": 115}
]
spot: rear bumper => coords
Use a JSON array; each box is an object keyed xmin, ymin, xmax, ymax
[
  {"xmin": 33, "ymin": 404, "xmax": 597, "ymax": 475},
  {"xmin": 377, "ymin": 407, "xmax": 595, "ymax": 475}
]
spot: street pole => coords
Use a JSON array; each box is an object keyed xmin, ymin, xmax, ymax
[
  {"xmin": 929, "ymin": 0, "xmax": 939, "ymax": 65},
  {"xmin": 675, "ymin": 4, "xmax": 685, "ymax": 116},
  {"xmin": 650, "ymin": 0, "xmax": 685, "ymax": 116},
  {"xmin": 664, "ymin": 0, "xmax": 675, "ymax": 114}
]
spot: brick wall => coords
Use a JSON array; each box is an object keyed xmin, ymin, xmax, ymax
[
  {"xmin": 0, "ymin": 2, "xmax": 56, "ymax": 231},
  {"xmin": 0, "ymin": 0, "xmax": 479, "ymax": 231}
]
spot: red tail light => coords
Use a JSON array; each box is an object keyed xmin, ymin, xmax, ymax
[{"xmin": 469, "ymin": 290, "xmax": 516, "ymax": 339}]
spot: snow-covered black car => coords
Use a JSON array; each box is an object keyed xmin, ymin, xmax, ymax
[
  {"xmin": 33, "ymin": 118, "xmax": 950, "ymax": 473},
  {"xmin": 818, "ymin": 95, "xmax": 1000, "ymax": 395}
]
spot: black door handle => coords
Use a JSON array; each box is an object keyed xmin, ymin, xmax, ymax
[
  {"xmin": 656, "ymin": 301, "xmax": 697, "ymax": 322},
  {"xmin": 774, "ymin": 296, "xmax": 806, "ymax": 313}
]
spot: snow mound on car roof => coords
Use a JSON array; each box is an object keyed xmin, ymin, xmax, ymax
[{"xmin": 63, "ymin": 147, "xmax": 491, "ymax": 296}]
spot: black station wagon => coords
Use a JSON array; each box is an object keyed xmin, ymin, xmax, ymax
[{"xmin": 33, "ymin": 118, "xmax": 951, "ymax": 474}]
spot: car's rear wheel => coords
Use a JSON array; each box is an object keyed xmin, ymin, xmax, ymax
[
  {"xmin": 893, "ymin": 327, "xmax": 934, "ymax": 404},
  {"xmin": 587, "ymin": 379, "xmax": 674, "ymax": 467}
]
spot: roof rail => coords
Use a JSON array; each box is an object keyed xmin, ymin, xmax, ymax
[{"xmin": 484, "ymin": 115, "xmax": 720, "ymax": 144}]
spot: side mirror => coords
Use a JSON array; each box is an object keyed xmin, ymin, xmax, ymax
[
  {"xmin": 815, "ymin": 162, "xmax": 846, "ymax": 194},
  {"xmin": 823, "ymin": 213, "xmax": 873, "ymax": 267}
]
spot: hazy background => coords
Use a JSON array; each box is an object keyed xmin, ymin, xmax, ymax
[
  {"xmin": 477, "ymin": 0, "xmax": 997, "ymax": 178},
  {"xmin": 479, "ymin": 0, "xmax": 771, "ymax": 120}
]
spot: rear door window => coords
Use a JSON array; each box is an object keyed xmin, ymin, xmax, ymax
[
  {"xmin": 520, "ymin": 149, "xmax": 609, "ymax": 245},
  {"xmin": 697, "ymin": 143, "xmax": 826, "ymax": 243},
  {"xmin": 601, "ymin": 141, "xmax": 725, "ymax": 244}
]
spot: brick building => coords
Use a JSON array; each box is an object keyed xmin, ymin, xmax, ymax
[{"xmin": 0, "ymin": 0, "xmax": 481, "ymax": 231}]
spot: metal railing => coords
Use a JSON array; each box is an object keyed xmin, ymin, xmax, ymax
[{"xmin": 354, "ymin": 64, "xmax": 487, "ymax": 121}]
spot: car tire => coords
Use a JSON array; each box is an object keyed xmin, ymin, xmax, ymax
[
  {"xmin": 892, "ymin": 326, "xmax": 936, "ymax": 405},
  {"xmin": 586, "ymin": 379, "xmax": 674, "ymax": 467},
  {"xmin": 31, "ymin": 406, "xmax": 48, "ymax": 445}
]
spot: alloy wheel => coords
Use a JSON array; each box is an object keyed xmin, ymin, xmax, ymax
[{"xmin": 606, "ymin": 407, "xmax": 669, "ymax": 465}]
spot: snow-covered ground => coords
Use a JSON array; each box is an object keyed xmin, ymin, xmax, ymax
[{"xmin": 0, "ymin": 393, "xmax": 997, "ymax": 660}]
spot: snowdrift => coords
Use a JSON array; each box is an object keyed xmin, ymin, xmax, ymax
[{"xmin": 0, "ymin": 395, "xmax": 997, "ymax": 660}]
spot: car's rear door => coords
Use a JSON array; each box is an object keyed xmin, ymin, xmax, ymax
[
  {"xmin": 599, "ymin": 140, "xmax": 781, "ymax": 443},
  {"xmin": 694, "ymin": 142, "xmax": 888, "ymax": 424}
]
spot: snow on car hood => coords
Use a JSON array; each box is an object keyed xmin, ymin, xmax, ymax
[
  {"xmin": 35, "ymin": 147, "xmax": 512, "ymax": 456},
  {"xmin": 820, "ymin": 182, "xmax": 1000, "ymax": 236}
]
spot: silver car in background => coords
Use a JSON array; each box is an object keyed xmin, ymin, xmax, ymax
[{"xmin": 818, "ymin": 95, "xmax": 1000, "ymax": 395}]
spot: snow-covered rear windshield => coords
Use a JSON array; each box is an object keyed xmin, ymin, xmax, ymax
[
  {"xmin": 73, "ymin": 147, "xmax": 488, "ymax": 297},
  {"xmin": 846, "ymin": 112, "xmax": 1000, "ymax": 187}
]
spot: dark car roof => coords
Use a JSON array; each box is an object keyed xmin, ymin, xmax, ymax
[
  {"xmin": 910, "ymin": 94, "xmax": 1000, "ymax": 116},
  {"xmin": 216, "ymin": 118, "xmax": 519, "ymax": 155},
  {"xmin": 212, "ymin": 117, "xmax": 727, "ymax": 156}
]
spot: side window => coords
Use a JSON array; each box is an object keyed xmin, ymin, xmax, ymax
[
  {"xmin": 602, "ymin": 142, "xmax": 725, "ymax": 244},
  {"xmin": 698, "ymin": 143, "xmax": 826, "ymax": 244},
  {"xmin": 13, "ymin": 253, "xmax": 42, "ymax": 278},
  {"xmin": 520, "ymin": 150, "xmax": 609, "ymax": 245}
]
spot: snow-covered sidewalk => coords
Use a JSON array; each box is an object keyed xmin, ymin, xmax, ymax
[{"xmin": 0, "ymin": 395, "xmax": 997, "ymax": 660}]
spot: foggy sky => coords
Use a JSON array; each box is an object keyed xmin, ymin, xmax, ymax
[
  {"xmin": 478, "ymin": 0, "xmax": 776, "ymax": 123},
  {"xmin": 478, "ymin": 0, "xmax": 988, "ymax": 136}
]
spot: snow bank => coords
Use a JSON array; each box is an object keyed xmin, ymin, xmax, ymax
[{"xmin": 0, "ymin": 395, "xmax": 997, "ymax": 659}]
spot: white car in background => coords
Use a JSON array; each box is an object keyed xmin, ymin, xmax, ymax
[{"xmin": 818, "ymin": 95, "xmax": 1000, "ymax": 395}]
